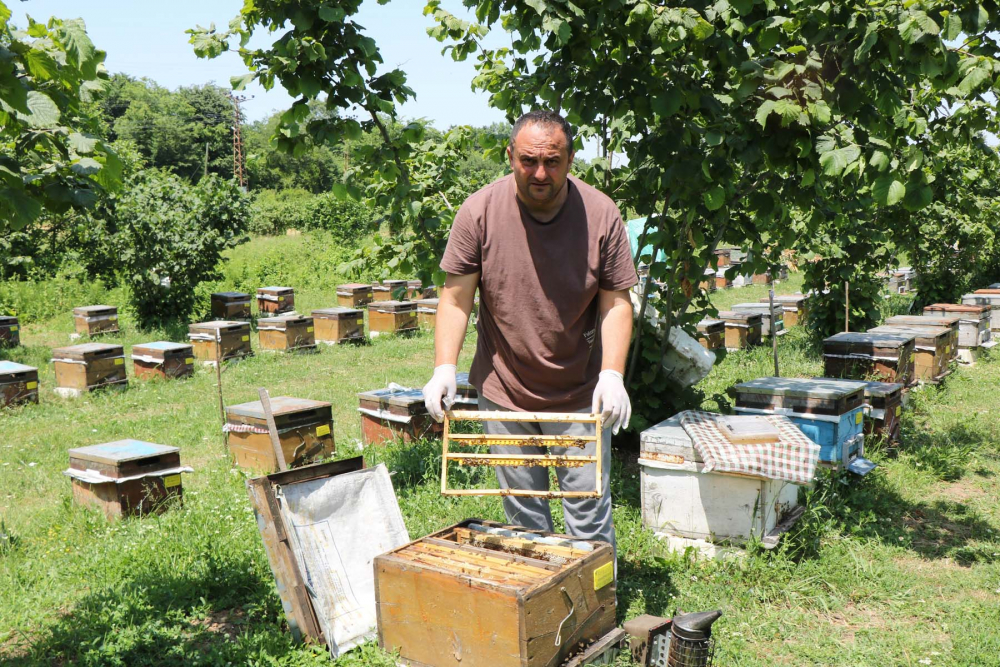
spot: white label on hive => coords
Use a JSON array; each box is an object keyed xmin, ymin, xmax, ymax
[{"xmin": 163, "ymin": 474, "xmax": 181, "ymax": 488}]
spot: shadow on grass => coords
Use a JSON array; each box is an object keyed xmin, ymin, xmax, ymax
[{"xmin": 2, "ymin": 552, "xmax": 305, "ymax": 666}]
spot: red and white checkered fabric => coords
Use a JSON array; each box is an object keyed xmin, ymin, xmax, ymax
[
  {"xmin": 222, "ymin": 423, "xmax": 269, "ymax": 434},
  {"xmin": 679, "ymin": 410, "xmax": 819, "ymax": 484}
]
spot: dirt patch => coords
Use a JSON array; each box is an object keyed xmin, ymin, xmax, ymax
[{"xmin": 188, "ymin": 608, "xmax": 247, "ymax": 642}]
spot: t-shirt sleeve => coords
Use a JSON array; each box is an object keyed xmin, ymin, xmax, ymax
[
  {"xmin": 600, "ymin": 213, "xmax": 639, "ymax": 291},
  {"xmin": 440, "ymin": 201, "xmax": 482, "ymax": 275}
]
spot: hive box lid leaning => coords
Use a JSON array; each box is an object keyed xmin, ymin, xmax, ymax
[
  {"xmin": 212, "ymin": 291, "xmax": 250, "ymax": 300},
  {"xmin": 227, "ymin": 396, "xmax": 332, "ymax": 420},
  {"xmin": 734, "ymin": 376, "xmax": 865, "ymax": 401},
  {"xmin": 246, "ymin": 458, "xmax": 408, "ymax": 657},
  {"xmin": 258, "ymin": 315, "xmax": 311, "ymax": 327},
  {"xmin": 697, "ymin": 318, "xmax": 724, "ymax": 332},
  {"xmin": 52, "ymin": 342, "xmax": 124, "ymax": 361},
  {"xmin": 824, "ymin": 331, "xmax": 915, "ymax": 349},
  {"xmin": 312, "ymin": 307, "xmax": 363, "ymax": 317},
  {"xmin": 0, "ymin": 361, "xmax": 36, "ymax": 378},
  {"xmin": 73, "ymin": 305, "xmax": 116, "ymax": 316},
  {"xmin": 69, "ymin": 439, "xmax": 179, "ymax": 466},
  {"xmin": 368, "ymin": 300, "xmax": 416, "ymax": 313}
]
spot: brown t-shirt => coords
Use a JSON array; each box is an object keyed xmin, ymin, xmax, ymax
[{"xmin": 440, "ymin": 174, "xmax": 637, "ymax": 412}]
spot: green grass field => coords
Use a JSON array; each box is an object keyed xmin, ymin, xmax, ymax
[{"xmin": 1, "ymin": 245, "xmax": 998, "ymax": 666}]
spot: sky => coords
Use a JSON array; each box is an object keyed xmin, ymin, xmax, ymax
[{"xmin": 13, "ymin": 1, "xmax": 512, "ymax": 130}]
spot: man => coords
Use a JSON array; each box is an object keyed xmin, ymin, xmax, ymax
[{"xmin": 422, "ymin": 110, "xmax": 636, "ymax": 552}]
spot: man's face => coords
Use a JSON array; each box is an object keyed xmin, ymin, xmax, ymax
[{"xmin": 507, "ymin": 123, "xmax": 574, "ymax": 206}]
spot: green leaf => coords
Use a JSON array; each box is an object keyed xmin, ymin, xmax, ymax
[
  {"xmin": 730, "ymin": 0, "xmax": 753, "ymax": 16},
  {"xmin": 898, "ymin": 18, "xmax": 921, "ymax": 44},
  {"xmin": 57, "ymin": 18, "xmax": 96, "ymax": 71},
  {"xmin": 903, "ymin": 183, "xmax": 933, "ymax": 210},
  {"xmin": 755, "ymin": 100, "xmax": 776, "ymax": 127},
  {"xmin": 703, "ymin": 185, "xmax": 725, "ymax": 211},
  {"xmin": 942, "ymin": 13, "xmax": 962, "ymax": 40},
  {"xmin": 542, "ymin": 16, "xmax": 572, "ymax": 45},
  {"xmin": 22, "ymin": 91, "xmax": 60, "ymax": 128},
  {"xmin": 958, "ymin": 66, "xmax": 991, "ymax": 96},
  {"xmin": 69, "ymin": 132, "xmax": 99, "ymax": 155},
  {"xmin": 231, "ymin": 72, "xmax": 255, "ymax": 91},
  {"xmin": 869, "ymin": 148, "xmax": 891, "ymax": 172},
  {"xmin": 318, "ymin": 6, "xmax": 346, "ymax": 23},
  {"xmin": 854, "ymin": 24, "xmax": 878, "ymax": 64},
  {"xmin": 627, "ymin": 2, "xmax": 653, "ymax": 26},
  {"xmin": 807, "ymin": 101, "xmax": 832, "ymax": 124},
  {"xmin": 705, "ymin": 131, "xmax": 723, "ymax": 146},
  {"xmin": 71, "ymin": 157, "xmax": 102, "ymax": 176},
  {"xmin": 691, "ymin": 17, "xmax": 714, "ymax": 41},
  {"xmin": 331, "ymin": 182, "xmax": 349, "ymax": 200},
  {"xmin": 873, "ymin": 174, "xmax": 905, "ymax": 206},
  {"xmin": 0, "ymin": 187, "xmax": 43, "ymax": 228},
  {"xmin": 651, "ymin": 89, "xmax": 682, "ymax": 117},
  {"xmin": 819, "ymin": 146, "xmax": 860, "ymax": 177},
  {"xmin": 912, "ymin": 11, "xmax": 939, "ymax": 36},
  {"xmin": 23, "ymin": 49, "xmax": 58, "ymax": 81},
  {"xmin": 525, "ymin": 0, "xmax": 548, "ymax": 16},
  {"xmin": 800, "ymin": 169, "xmax": 815, "ymax": 187}
]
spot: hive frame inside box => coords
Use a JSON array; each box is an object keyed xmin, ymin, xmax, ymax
[{"xmin": 441, "ymin": 410, "xmax": 602, "ymax": 499}]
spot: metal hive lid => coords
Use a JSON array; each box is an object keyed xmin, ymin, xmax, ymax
[
  {"xmin": 0, "ymin": 315, "xmax": 18, "ymax": 324},
  {"xmin": 227, "ymin": 396, "xmax": 332, "ymax": 419},
  {"xmin": 885, "ymin": 315, "xmax": 960, "ymax": 327},
  {"xmin": 68, "ymin": 439, "xmax": 178, "ymax": 465},
  {"xmin": 133, "ymin": 341, "xmax": 191, "ymax": 352},
  {"xmin": 213, "ymin": 291, "xmax": 250, "ymax": 299},
  {"xmin": 924, "ymin": 303, "xmax": 988, "ymax": 314},
  {"xmin": 734, "ymin": 376, "xmax": 864, "ymax": 399},
  {"xmin": 312, "ymin": 307, "xmax": 362, "ymax": 316},
  {"xmin": 731, "ymin": 303, "xmax": 779, "ymax": 314},
  {"xmin": 870, "ymin": 325, "xmax": 950, "ymax": 340},
  {"xmin": 368, "ymin": 300, "xmax": 416, "ymax": 311},
  {"xmin": 189, "ymin": 320, "xmax": 249, "ymax": 332},
  {"xmin": 718, "ymin": 310, "xmax": 762, "ymax": 322},
  {"xmin": 357, "ymin": 386, "xmax": 424, "ymax": 406},
  {"xmin": 962, "ymin": 293, "xmax": 1000, "ymax": 304},
  {"xmin": 0, "ymin": 361, "xmax": 35, "ymax": 375},
  {"xmin": 338, "ymin": 282, "xmax": 371, "ymax": 290},
  {"xmin": 73, "ymin": 305, "xmax": 116, "ymax": 315},
  {"xmin": 258, "ymin": 315, "xmax": 311, "ymax": 325},
  {"xmin": 824, "ymin": 331, "xmax": 915, "ymax": 346},
  {"xmin": 52, "ymin": 342, "xmax": 123, "ymax": 360},
  {"xmin": 413, "ymin": 298, "xmax": 439, "ymax": 306},
  {"xmin": 258, "ymin": 286, "xmax": 293, "ymax": 294},
  {"xmin": 697, "ymin": 318, "xmax": 724, "ymax": 330}
]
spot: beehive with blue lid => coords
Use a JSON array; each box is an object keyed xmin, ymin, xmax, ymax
[{"xmin": 733, "ymin": 377, "xmax": 866, "ymax": 466}]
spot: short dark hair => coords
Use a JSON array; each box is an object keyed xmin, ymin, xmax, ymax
[{"xmin": 510, "ymin": 110, "xmax": 574, "ymax": 154}]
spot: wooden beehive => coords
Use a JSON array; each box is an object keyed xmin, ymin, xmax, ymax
[
  {"xmin": 870, "ymin": 324, "xmax": 952, "ymax": 383},
  {"xmin": 368, "ymin": 300, "xmax": 418, "ymax": 336},
  {"xmin": 375, "ymin": 519, "xmax": 617, "ymax": 667},
  {"xmin": 717, "ymin": 311, "xmax": 762, "ymax": 349},
  {"xmin": 0, "ymin": 361, "xmax": 39, "ymax": 408},
  {"xmin": 211, "ymin": 291, "xmax": 252, "ymax": 320},
  {"xmin": 188, "ymin": 321, "xmax": 253, "ymax": 363},
  {"xmin": 961, "ymin": 293, "xmax": 1000, "ymax": 331},
  {"xmin": 922, "ymin": 304, "xmax": 991, "ymax": 349},
  {"xmin": 257, "ymin": 286, "xmax": 295, "ymax": 314},
  {"xmin": 0, "ymin": 315, "xmax": 20, "ymax": 348},
  {"xmin": 65, "ymin": 440, "xmax": 188, "ymax": 519},
  {"xmin": 714, "ymin": 269, "xmax": 732, "ymax": 290},
  {"xmin": 758, "ymin": 294, "xmax": 808, "ymax": 326},
  {"xmin": 696, "ymin": 318, "xmax": 725, "ymax": 350},
  {"xmin": 731, "ymin": 303, "xmax": 784, "ymax": 337},
  {"xmin": 226, "ymin": 396, "xmax": 335, "ymax": 472},
  {"xmin": 751, "ymin": 271, "xmax": 773, "ymax": 286},
  {"xmin": 733, "ymin": 377, "xmax": 866, "ymax": 465},
  {"xmin": 698, "ymin": 267, "xmax": 717, "ymax": 293},
  {"xmin": 258, "ymin": 315, "xmax": 316, "ymax": 352},
  {"xmin": 713, "ymin": 248, "xmax": 731, "ymax": 267},
  {"xmin": 312, "ymin": 307, "xmax": 364, "ymax": 344},
  {"xmin": 376, "ymin": 280, "xmax": 407, "ymax": 302},
  {"xmin": 358, "ymin": 386, "xmax": 440, "ymax": 446},
  {"xmin": 839, "ymin": 379, "xmax": 904, "ymax": 446},
  {"xmin": 73, "ymin": 305, "xmax": 119, "ymax": 336},
  {"xmin": 415, "ymin": 298, "xmax": 439, "ymax": 329},
  {"xmin": 371, "ymin": 282, "xmax": 391, "ymax": 302},
  {"xmin": 52, "ymin": 343, "xmax": 128, "ymax": 395},
  {"xmin": 639, "ymin": 415, "xmax": 802, "ymax": 549},
  {"xmin": 976, "ymin": 288, "xmax": 1000, "ymax": 295},
  {"xmin": 884, "ymin": 315, "xmax": 960, "ymax": 363},
  {"xmin": 131, "ymin": 341, "xmax": 195, "ymax": 380},
  {"xmin": 822, "ymin": 331, "xmax": 916, "ymax": 386},
  {"xmin": 337, "ymin": 283, "xmax": 375, "ymax": 307}
]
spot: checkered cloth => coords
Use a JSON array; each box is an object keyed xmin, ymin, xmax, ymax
[{"xmin": 679, "ymin": 410, "xmax": 820, "ymax": 484}]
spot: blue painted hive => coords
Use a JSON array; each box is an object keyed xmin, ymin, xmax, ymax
[{"xmin": 732, "ymin": 377, "xmax": 866, "ymax": 465}]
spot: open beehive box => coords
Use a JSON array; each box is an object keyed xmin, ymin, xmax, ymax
[{"xmin": 375, "ymin": 519, "xmax": 616, "ymax": 667}]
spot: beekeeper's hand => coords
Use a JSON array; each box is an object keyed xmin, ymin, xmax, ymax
[
  {"xmin": 423, "ymin": 364, "xmax": 457, "ymax": 422},
  {"xmin": 592, "ymin": 370, "xmax": 631, "ymax": 435}
]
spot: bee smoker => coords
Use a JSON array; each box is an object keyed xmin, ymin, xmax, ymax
[{"xmin": 667, "ymin": 610, "xmax": 723, "ymax": 667}]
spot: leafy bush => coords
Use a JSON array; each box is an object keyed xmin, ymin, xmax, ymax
[
  {"xmin": 84, "ymin": 170, "xmax": 250, "ymax": 328},
  {"xmin": 249, "ymin": 189, "xmax": 375, "ymax": 239}
]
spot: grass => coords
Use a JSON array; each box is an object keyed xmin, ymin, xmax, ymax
[{"xmin": 2, "ymin": 244, "xmax": 999, "ymax": 666}]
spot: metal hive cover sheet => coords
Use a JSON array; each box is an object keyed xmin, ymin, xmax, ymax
[
  {"xmin": 825, "ymin": 331, "xmax": 914, "ymax": 347},
  {"xmin": 718, "ymin": 310, "xmax": 761, "ymax": 322},
  {"xmin": 357, "ymin": 386, "xmax": 423, "ymax": 407},
  {"xmin": 259, "ymin": 286, "xmax": 293, "ymax": 294},
  {"xmin": 52, "ymin": 342, "xmax": 122, "ymax": 360},
  {"xmin": 134, "ymin": 341, "xmax": 191, "ymax": 353},
  {"xmin": 338, "ymin": 282, "xmax": 370, "ymax": 290},
  {"xmin": 214, "ymin": 291, "xmax": 250, "ymax": 299},
  {"xmin": 312, "ymin": 307, "xmax": 362, "ymax": 316},
  {"xmin": 735, "ymin": 376, "xmax": 864, "ymax": 400},
  {"xmin": 73, "ymin": 305, "xmax": 116, "ymax": 315},
  {"xmin": 963, "ymin": 293, "xmax": 1000, "ymax": 303},
  {"xmin": 732, "ymin": 302, "xmax": 777, "ymax": 314},
  {"xmin": 227, "ymin": 396, "xmax": 331, "ymax": 420},
  {"xmin": 69, "ymin": 439, "xmax": 178, "ymax": 465},
  {"xmin": 279, "ymin": 464, "xmax": 408, "ymax": 657},
  {"xmin": 258, "ymin": 316, "xmax": 309, "ymax": 326},
  {"xmin": 0, "ymin": 315, "xmax": 18, "ymax": 324},
  {"xmin": 0, "ymin": 360, "xmax": 35, "ymax": 375},
  {"xmin": 190, "ymin": 320, "xmax": 247, "ymax": 332},
  {"xmin": 368, "ymin": 300, "xmax": 415, "ymax": 312},
  {"xmin": 697, "ymin": 318, "xmax": 724, "ymax": 331},
  {"xmin": 870, "ymin": 325, "xmax": 950, "ymax": 342}
]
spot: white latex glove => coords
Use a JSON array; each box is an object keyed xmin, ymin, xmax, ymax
[
  {"xmin": 592, "ymin": 370, "xmax": 631, "ymax": 435},
  {"xmin": 422, "ymin": 364, "xmax": 457, "ymax": 422}
]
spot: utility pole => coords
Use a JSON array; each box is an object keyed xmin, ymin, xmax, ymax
[
  {"xmin": 203, "ymin": 142, "xmax": 209, "ymax": 179},
  {"xmin": 227, "ymin": 92, "xmax": 250, "ymax": 190}
]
